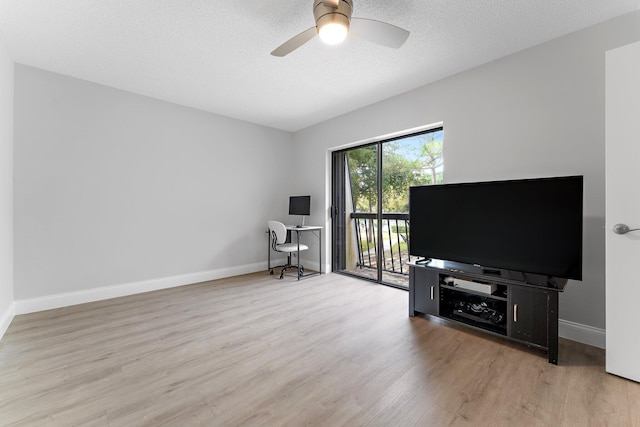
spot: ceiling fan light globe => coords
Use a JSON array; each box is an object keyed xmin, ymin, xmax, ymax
[{"xmin": 319, "ymin": 22, "xmax": 348, "ymax": 45}]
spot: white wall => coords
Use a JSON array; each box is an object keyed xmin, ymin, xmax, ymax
[
  {"xmin": 293, "ymin": 11, "xmax": 640, "ymax": 341},
  {"xmin": 0, "ymin": 34, "xmax": 14, "ymax": 337},
  {"xmin": 14, "ymin": 66, "xmax": 293, "ymax": 304}
]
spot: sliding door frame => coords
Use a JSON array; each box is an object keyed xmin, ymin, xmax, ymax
[{"xmin": 331, "ymin": 127, "xmax": 443, "ymax": 289}]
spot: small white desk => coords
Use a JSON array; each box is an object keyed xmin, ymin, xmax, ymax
[{"xmin": 267, "ymin": 225, "xmax": 322, "ymax": 280}]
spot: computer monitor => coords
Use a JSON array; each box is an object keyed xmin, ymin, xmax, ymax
[{"xmin": 289, "ymin": 195, "xmax": 310, "ymax": 226}]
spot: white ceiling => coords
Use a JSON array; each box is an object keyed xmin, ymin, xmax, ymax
[{"xmin": 0, "ymin": 1, "xmax": 639, "ymax": 132}]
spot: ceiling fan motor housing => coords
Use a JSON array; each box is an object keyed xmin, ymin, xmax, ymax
[{"xmin": 313, "ymin": 0, "xmax": 353, "ymax": 32}]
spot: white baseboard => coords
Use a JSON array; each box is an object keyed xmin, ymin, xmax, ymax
[
  {"xmin": 0, "ymin": 301, "xmax": 15, "ymax": 341},
  {"xmin": 559, "ymin": 319, "xmax": 605, "ymax": 349},
  {"xmin": 14, "ymin": 262, "xmax": 275, "ymax": 315},
  {"xmin": 8, "ymin": 265, "xmax": 607, "ymax": 350}
]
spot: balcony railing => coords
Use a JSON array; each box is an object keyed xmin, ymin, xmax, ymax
[{"xmin": 351, "ymin": 212, "xmax": 413, "ymax": 277}]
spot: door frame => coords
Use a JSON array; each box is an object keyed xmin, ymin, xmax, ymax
[{"xmin": 331, "ymin": 127, "xmax": 443, "ymax": 289}]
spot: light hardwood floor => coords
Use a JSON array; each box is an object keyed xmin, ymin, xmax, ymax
[{"xmin": 1, "ymin": 272, "xmax": 639, "ymax": 426}]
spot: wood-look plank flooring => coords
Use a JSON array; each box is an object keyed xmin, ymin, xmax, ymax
[{"xmin": 1, "ymin": 272, "xmax": 639, "ymax": 426}]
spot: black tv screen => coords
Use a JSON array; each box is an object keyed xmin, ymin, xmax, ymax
[
  {"xmin": 409, "ymin": 176, "xmax": 583, "ymax": 280},
  {"xmin": 289, "ymin": 195, "xmax": 311, "ymax": 216}
]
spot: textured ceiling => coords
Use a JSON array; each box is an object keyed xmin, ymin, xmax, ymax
[{"xmin": 0, "ymin": 0, "xmax": 639, "ymax": 132}]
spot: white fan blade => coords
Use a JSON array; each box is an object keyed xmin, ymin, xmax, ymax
[
  {"xmin": 350, "ymin": 18, "xmax": 409, "ymax": 49},
  {"xmin": 271, "ymin": 27, "xmax": 318, "ymax": 57}
]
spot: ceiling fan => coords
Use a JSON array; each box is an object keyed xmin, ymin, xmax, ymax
[{"xmin": 271, "ymin": 0, "xmax": 410, "ymax": 57}]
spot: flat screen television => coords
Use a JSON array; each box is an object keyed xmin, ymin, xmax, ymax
[
  {"xmin": 409, "ymin": 176, "xmax": 583, "ymax": 280},
  {"xmin": 289, "ymin": 195, "xmax": 311, "ymax": 226}
]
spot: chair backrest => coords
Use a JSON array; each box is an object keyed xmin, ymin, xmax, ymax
[{"xmin": 268, "ymin": 220, "xmax": 287, "ymax": 245}]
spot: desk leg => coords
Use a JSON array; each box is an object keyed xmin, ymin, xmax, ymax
[
  {"xmin": 319, "ymin": 228, "xmax": 322, "ymax": 274},
  {"xmin": 267, "ymin": 230, "xmax": 271, "ymax": 274},
  {"xmin": 296, "ymin": 231, "xmax": 301, "ymax": 280}
]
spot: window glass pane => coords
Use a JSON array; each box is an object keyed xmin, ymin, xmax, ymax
[
  {"xmin": 381, "ymin": 130, "xmax": 443, "ymax": 287},
  {"xmin": 342, "ymin": 145, "xmax": 379, "ymax": 281}
]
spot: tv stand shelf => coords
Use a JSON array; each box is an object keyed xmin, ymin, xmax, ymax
[
  {"xmin": 439, "ymin": 282, "xmax": 508, "ymax": 300},
  {"xmin": 409, "ymin": 260, "xmax": 567, "ymax": 364}
]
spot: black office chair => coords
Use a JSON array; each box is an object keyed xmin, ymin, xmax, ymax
[{"xmin": 268, "ymin": 220, "xmax": 308, "ymax": 279}]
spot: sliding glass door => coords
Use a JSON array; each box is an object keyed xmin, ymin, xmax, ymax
[
  {"xmin": 332, "ymin": 128, "xmax": 443, "ymax": 289},
  {"xmin": 333, "ymin": 144, "xmax": 379, "ymax": 282}
]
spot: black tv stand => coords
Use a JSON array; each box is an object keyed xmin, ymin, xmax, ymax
[{"xmin": 409, "ymin": 259, "xmax": 567, "ymax": 364}]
